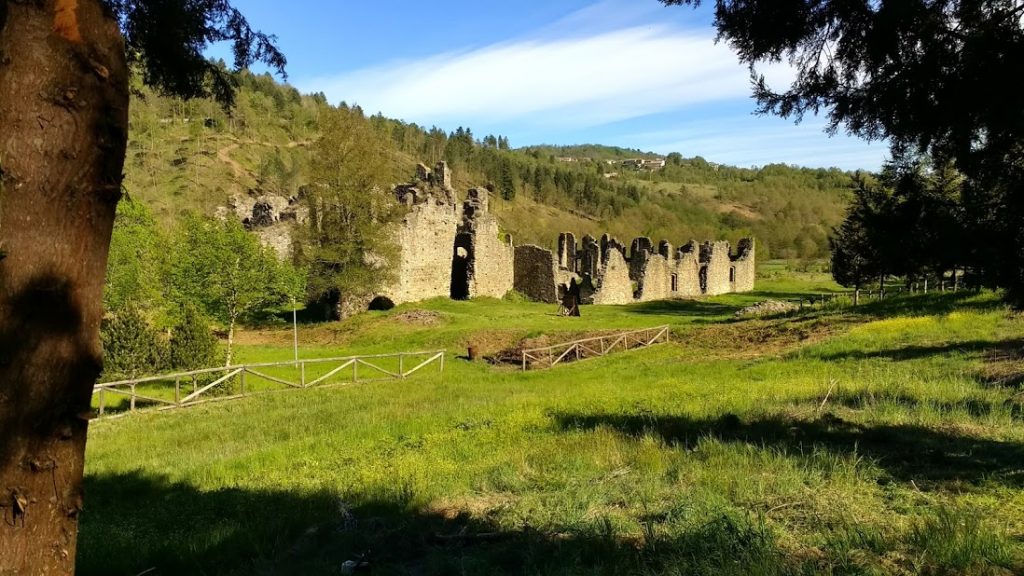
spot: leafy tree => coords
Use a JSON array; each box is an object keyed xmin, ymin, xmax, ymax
[
  {"xmin": 100, "ymin": 304, "xmax": 169, "ymax": 380},
  {"xmin": 104, "ymin": 199, "xmax": 168, "ymax": 316},
  {"xmin": 0, "ymin": 1, "xmax": 283, "ymax": 570},
  {"xmin": 303, "ymin": 107, "xmax": 400, "ymax": 319},
  {"xmin": 168, "ymin": 304, "xmax": 221, "ymax": 370},
  {"xmin": 169, "ymin": 215, "xmax": 294, "ymax": 364},
  {"xmin": 665, "ymin": 0, "xmax": 1024, "ymax": 300}
]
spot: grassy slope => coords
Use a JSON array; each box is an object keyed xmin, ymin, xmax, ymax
[{"xmin": 80, "ymin": 266, "xmax": 1024, "ymax": 575}]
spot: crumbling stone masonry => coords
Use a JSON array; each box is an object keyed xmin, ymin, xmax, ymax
[
  {"xmin": 374, "ymin": 163, "xmax": 514, "ymax": 306},
  {"xmin": 513, "ymin": 231, "xmax": 755, "ymax": 305},
  {"xmin": 369, "ymin": 164, "xmax": 754, "ymax": 310}
]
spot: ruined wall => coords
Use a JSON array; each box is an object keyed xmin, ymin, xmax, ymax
[
  {"xmin": 730, "ymin": 238, "xmax": 756, "ymax": 292},
  {"xmin": 514, "ymin": 245, "xmax": 559, "ymax": 303},
  {"xmin": 469, "ymin": 213, "xmax": 515, "ymax": 298},
  {"xmin": 636, "ymin": 253, "xmax": 672, "ymax": 301},
  {"xmin": 384, "ymin": 197, "xmax": 461, "ymax": 304},
  {"xmin": 701, "ymin": 240, "xmax": 733, "ymax": 296},
  {"xmin": 592, "ymin": 249, "xmax": 634, "ymax": 304},
  {"xmin": 673, "ymin": 243, "xmax": 702, "ymax": 297},
  {"xmin": 558, "ymin": 232, "xmax": 577, "ymax": 271}
]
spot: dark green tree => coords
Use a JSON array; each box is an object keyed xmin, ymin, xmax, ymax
[
  {"xmin": 169, "ymin": 304, "xmax": 221, "ymax": 371},
  {"xmin": 100, "ymin": 304, "xmax": 169, "ymax": 380},
  {"xmin": 665, "ymin": 0, "xmax": 1024, "ymax": 299}
]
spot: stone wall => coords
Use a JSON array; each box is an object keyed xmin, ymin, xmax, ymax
[
  {"xmin": 636, "ymin": 253, "xmax": 671, "ymax": 301},
  {"xmin": 514, "ymin": 244, "xmax": 559, "ymax": 303},
  {"xmin": 592, "ymin": 249, "xmax": 634, "ymax": 304},
  {"xmin": 469, "ymin": 213, "xmax": 515, "ymax": 298},
  {"xmin": 701, "ymin": 240, "xmax": 733, "ymax": 296},
  {"xmin": 674, "ymin": 245, "xmax": 703, "ymax": 297},
  {"xmin": 730, "ymin": 238, "xmax": 756, "ymax": 292},
  {"xmin": 384, "ymin": 196, "xmax": 461, "ymax": 304}
]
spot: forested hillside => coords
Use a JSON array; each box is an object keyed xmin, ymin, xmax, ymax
[{"xmin": 123, "ymin": 69, "xmax": 855, "ymax": 259}]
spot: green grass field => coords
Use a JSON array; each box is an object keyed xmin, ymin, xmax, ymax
[{"xmin": 79, "ymin": 266, "xmax": 1024, "ymax": 575}]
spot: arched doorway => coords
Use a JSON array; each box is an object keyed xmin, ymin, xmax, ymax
[
  {"xmin": 368, "ymin": 295, "xmax": 395, "ymax": 311},
  {"xmin": 450, "ymin": 234, "xmax": 472, "ymax": 300}
]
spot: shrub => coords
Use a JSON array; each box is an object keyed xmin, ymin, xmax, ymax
[
  {"xmin": 169, "ymin": 304, "xmax": 221, "ymax": 370},
  {"xmin": 101, "ymin": 304, "xmax": 168, "ymax": 379}
]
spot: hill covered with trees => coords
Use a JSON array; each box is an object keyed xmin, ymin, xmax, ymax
[{"xmin": 121, "ymin": 68, "xmax": 856, "ymax": 262}]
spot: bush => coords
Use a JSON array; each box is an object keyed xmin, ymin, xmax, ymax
[
  {"xmin": 101, "ymin": 304, "xmax": 168, "ymax": 379},
  {"xmin": 169, "ymin": 304, "xmax": 221, "ymax": 370}
]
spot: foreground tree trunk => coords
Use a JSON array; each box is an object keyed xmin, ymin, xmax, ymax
[{"xmin": 0, "ymin": 1, "xmax": 128, "ymax": 573}]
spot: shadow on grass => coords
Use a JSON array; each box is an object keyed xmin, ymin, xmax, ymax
[
  {"xmin": 553, "ymin": 412, "xmax": 1024, "ymax": 489},
  {"xmin": 849, "ymin": 291, "xmax": 1006, "ymax": 318},
  {"xmin": 822, "ymin": 389, "xmax": 1024, "ymax": 421},
  {"xmin": 79, "ymin": 471, "xmax": 788, "ymax": 576},
  {"xmin": 808, "ymin": 337, "xmax": 1024, "ymax": 363},
  {"xmin": 626, "ymin": 299, "xmax": 739, "ymax": 318}
]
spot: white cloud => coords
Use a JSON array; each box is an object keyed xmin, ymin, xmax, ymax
[
  {"xmin": 632, "ymin": 118, "xmax": 888, "ymax": 170},
  {"xmin": 298, "ymin": 24, "xmax": 756, "ymax": 130}
]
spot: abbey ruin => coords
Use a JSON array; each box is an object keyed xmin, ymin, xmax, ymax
[{"xmin": 370, "ymin": 162, "xmax": 755, "ymax": 309}]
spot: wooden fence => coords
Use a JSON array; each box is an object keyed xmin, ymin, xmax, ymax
[
  {"xmin": 92, "ymin": 350, "xmax": 445, "ymax": 419},
  {"xmin": 520, "ymin": 325, "xmax": 670, "ymax": 371}
]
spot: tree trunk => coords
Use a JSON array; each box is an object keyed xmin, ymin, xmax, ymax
[
  {"xmin": 226, "ymin": 317, "xmax": 236, "ymax": 366},
  {"xmin": 0, "ymin": 2, "xmax": 128, "ymax": 574}
]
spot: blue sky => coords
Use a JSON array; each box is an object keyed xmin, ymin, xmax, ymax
[{"xmin": 218, "ymin": 0, "xmax": 889, "ymax": 170}]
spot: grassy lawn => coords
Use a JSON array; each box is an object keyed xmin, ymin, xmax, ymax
[{"xmin": 79, "ymin": 269, "xmax": 1024, "ymax": 575}]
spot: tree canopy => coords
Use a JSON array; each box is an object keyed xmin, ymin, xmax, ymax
[{"xmin": 666, "ymin": 0, "xmax": 1024, "ymax": 299}]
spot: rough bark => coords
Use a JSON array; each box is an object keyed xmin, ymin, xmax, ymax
[{"xmin": 0, "ymin": 1, "xmax": 128, "ymax": 573}]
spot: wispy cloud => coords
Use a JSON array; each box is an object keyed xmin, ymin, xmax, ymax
[
  {"xmin": 295, "ymin": 0, "xmax": 880, "ymax": 170},
  {"xmin": 300, "ymin": 24, "xmax": 754, "ymax": 130}
]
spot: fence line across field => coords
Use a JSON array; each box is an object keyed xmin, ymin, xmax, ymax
[
  {"xmin": 92, "ymin": 350, "xmax": 445, "ymax": 419},
  {"xmin": 520, "ymin": 325, "xmax": 670, "ymax": 370}
]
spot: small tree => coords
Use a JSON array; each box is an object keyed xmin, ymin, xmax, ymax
[
  {"xmin": 100, "ymin": 304, "xmax": 168, "ymax": 379},
  {"xmin": 169, "ymin": 304, "xmax": 220, "ymax": 370},
  {"xmin": 169, "ymin": 215, "xmax": 293, "ymax": 364}
]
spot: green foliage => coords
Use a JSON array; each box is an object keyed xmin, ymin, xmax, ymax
[
  {"xmin": 169, "ymin": 305, "xmax": 220, "ymax": 370},
  {"xmin": 168, "ymin": 215, "xmax": 296, "ymax": 362},
  {"xmin": 666, "ymin": 0, "xmax": 1024, "ymax": 302},
  {"xmin": 104, "ymin": 199, "xmax": 167, "ymax": 318},
  {"xmin": 302, "ymin": 107, "xmax": 401, "ymax": 315},
  {"xmin": 100, "ymin": 305, "xmax": 168, "ymax": 379}
]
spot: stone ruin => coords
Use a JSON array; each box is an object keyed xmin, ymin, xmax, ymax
[
  {"xmin": 216, "ymin": 190, "xmax": 309, "ymax": 259},
  {"xmin": 368, "ymin": 162, "xmax": 755, "ymax": 309},
  {"xmin": 370, "ymin": 162, "xmax": 515, "ymax": 308},
  {"xmin": 511, "ymin": 234, "xmax": 754, "ymax": 305}
]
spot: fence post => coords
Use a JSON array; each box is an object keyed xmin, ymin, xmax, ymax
[
  {"xmin": 175, "ymin": 378, "xmax": 180, "ymax": 406},
  {"xmin": 300, "ymin": 362, "xmax": 306, "ymax": 387},
  {"xmin": 522, "ymin": 351, "xmax": 527, "ymax": 371},
  {"xmin": 130, "ymin": 383, "xmax": 136, "ymax": 412},
  {"xmin": 399, "ymin": 353, "xmax": 405, "ymax": 378},
  {"xmin": 439, "ymin": 352, "xmax": 444, "ymax": 374}
]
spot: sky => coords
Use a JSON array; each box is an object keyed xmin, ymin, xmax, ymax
[{"xmin": 214, "ymin": 0, "xmax": 889, "ymax": 171}]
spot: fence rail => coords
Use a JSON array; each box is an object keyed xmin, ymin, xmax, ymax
[
  {"xmin": 520, "ymin": 325, "xmax": 670, "ymax": 371},
  {"xmin": 92, "ymin": 350, "xmax": 445, "ymax": 419}
]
